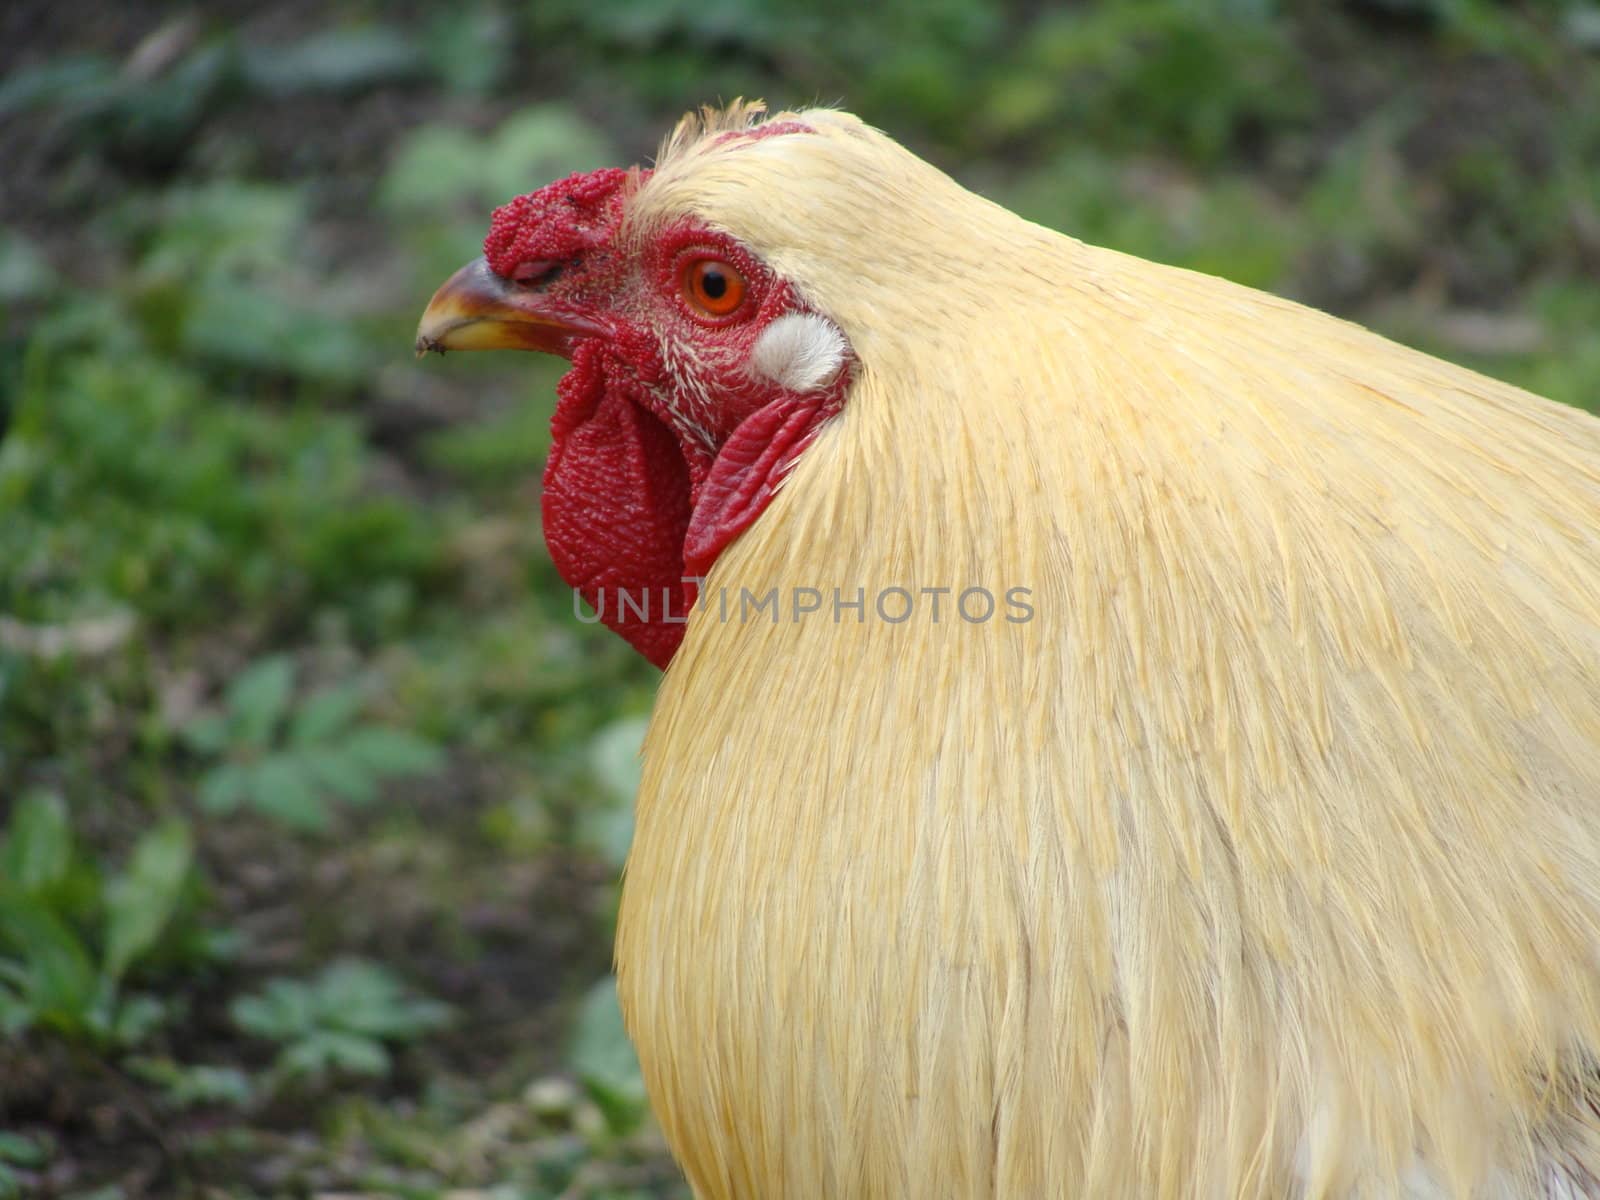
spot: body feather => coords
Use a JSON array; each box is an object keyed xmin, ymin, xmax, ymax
[{"xmin": 615, "ymin": 108, "xmax": 1600, "ymax": 1198}]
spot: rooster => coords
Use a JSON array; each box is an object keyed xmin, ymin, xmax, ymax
[{"xmin": 417, "ymin": 103, "xmax": 1600, "ymax": 1198}]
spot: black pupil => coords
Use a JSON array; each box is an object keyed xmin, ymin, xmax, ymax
[{"xmin": 700, "ymin": 267, "xmax": 727, "ymax": 300}]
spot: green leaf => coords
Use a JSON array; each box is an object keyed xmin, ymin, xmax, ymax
[
  {"xmin": 0, "ymin": 1131, "xmax": 49, "ymax": 1167},
  {"xmin": 232, "ymin": 976, "xmax": 315, "ymax": 1040},
  {"xmin": 244, "ymin": 756, "xmax": 329, "ymax": 832},
  {"xmin": 378, "ymin": 125, "xmax": 488, "ymax": 215},
  {"xmin": 225, "ymin": 656, "xmax": 295, "ymax": 747},
  {"xmin": 197, "ymin": 762, "xmax": 250, "ymax": 814},
  {"xmin": 146, "ymin": 181, "xmax": 303, "ymax": 276},
  {"xmin": 243, "ymin": 27, "xmax": 426, "ymax": 97},
  {"xmin": 425, "ymin": 3, "xmax": 510, "ymax": 95},
  {"xmin": 297, "ymin": 746, "xmax": 378, "ymax": 806},
  {"xmin": 1, "ymin": 792, "xmax": 72, "ymax": 894},
  {"xmin": 180, "ymin": 279, "xmax": 370, "ymax": 385},
  {"xmin": 0, "ymin": 893, "xmax": 98, "ymax": 1031},
  {"xmin": 111, "ymin": 993, "xmax": 168, "ymax": 1046},
  {"xmin": 341, "ymin": 726, "xmax": 443, "ymax": 779},
  {"xmin": 0, "ymin": 54, "xmax": 115, "ymax": 117},
  {"xmin": 180, "ymin": 712, "xmax": 232, "ymax": 756},
  {"xmin": 578, "ymin": 716, "xmax": 648, "ymax": 869},
  {"xmin": 482, "ymin": 107, "xmax": 618, "ymax": 203},
  {"xmin": 289, "ymin": 683, "xmax": 366, "ymax": 746},
  {"xmin": 232, "ymin": 962, "xmax": 450, "ymax": 1059},
  {"xmin": 278, "ymin": 1029, "xmax": 390, "ymax": 1079},
  {"xmin": 379, "ymin": 105, "xmax": 614, "ymax": 219},
  {"xmin": 587, "ymin": 715, "xmax": 648, "ymax": 806},
  {"xmin": 52, "ymin": 1185, "xmax": 124, "ymax": 1200},
  {"xmin": 313, "ymin": 960, "xmax": 452, "ymax": 1040},
  {"xmin": 569, "ymin": 975, "xmax": 647, "ymax": 1135},
  {"xmin": 0, "ymin": 985, "xmax": 34, "ymax": 1037},
  {"xmin": 126, "ymin": 1057, "xmax": 255, "ymax": 1109},
  {"xmin": 102, "ymin": 818, "xmax": 193, "ymax": 981},
  {"xmin": 0, "ymin": 231, "xmax": 59, "ymax": 305}
]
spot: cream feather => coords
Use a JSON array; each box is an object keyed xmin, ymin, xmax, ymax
[{"xmin": 616, "ymin": 105, "xmax": 1600, "ymax": 1199}]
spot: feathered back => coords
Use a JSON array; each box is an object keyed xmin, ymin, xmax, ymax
[{"xmin": 619, "ymin": 106, "xmax": 1600, "ymax": 1198}]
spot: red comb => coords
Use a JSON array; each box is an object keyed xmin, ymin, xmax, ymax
[{"xmin": 483, "ymin": 167, "xmax": 644, "ymax": 279}]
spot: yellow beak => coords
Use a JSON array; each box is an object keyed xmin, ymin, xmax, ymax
[{"xmin": 414, "ymin": 256, "xmax": 603, "ymax": 358}]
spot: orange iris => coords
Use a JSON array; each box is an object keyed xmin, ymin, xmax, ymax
[{"xmin": 683, "ymin": 258, "xmax": 747, "ymax": 318}]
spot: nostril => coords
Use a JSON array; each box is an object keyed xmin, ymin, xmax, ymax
[{"xmin": 511, "ymin": 259, "xmax": 568, "ymax": 287}]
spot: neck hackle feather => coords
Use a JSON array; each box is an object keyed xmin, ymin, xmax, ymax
[{"xmin": 614, "ymin": 104, "xmax": 1600, "ymax": 1199}]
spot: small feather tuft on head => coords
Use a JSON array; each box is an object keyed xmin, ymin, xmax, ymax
[
  {"xmin": 655, "ymin": 99, "xmax": 824, "ymax": 173},
  {"xmin": 658, "ymin": 99, "xmax": 770, "ymax": 165}
]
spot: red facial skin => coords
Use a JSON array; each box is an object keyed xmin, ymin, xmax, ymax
[{"xmin": 482, "ymin": 170, "xmax": 852, "ymax": 668}]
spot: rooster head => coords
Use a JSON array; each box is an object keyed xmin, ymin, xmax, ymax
[{"xmin": 416, "ymin": 112, "xmax": 854, "ymax": 668}]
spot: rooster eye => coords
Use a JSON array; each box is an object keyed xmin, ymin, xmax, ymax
[
  {"xmin": 511, "ymin": 259, "xmax": 565, "ymax": 288},
  {"xmin": 683, "ymin": 258, "xmax": 747, "ymax": 318}
]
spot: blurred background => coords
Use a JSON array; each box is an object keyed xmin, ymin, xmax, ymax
[{"xmin": 1, "ymin": 0, "xmax": 1597, "ymax": 1195}]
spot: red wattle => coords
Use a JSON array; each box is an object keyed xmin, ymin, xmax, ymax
[
  {"xmin": 683, "ymin": 396, "xmax": 830, "ymax": 587},
  {"xmin": 541, "ymin": 346, "xmax": 692, "ymax": 669},
  {"xmin": 542, "ymin": 361, "xmax": 836, "ymax": 670}
]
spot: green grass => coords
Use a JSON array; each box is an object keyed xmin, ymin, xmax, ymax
[{"xmin": 2, "ymin": 0, "xmax": 1598, "ymax": 1194}]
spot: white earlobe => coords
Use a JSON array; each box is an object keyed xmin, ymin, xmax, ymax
[{"xmin": 748, "ymin": 313, "xmax": 847, "ymax": 393}]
